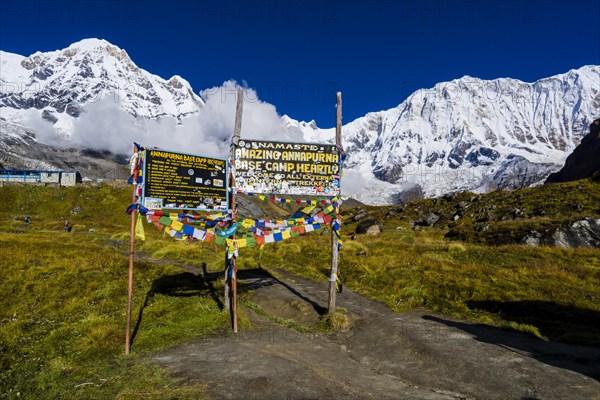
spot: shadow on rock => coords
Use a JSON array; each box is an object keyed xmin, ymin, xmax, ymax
[
  {"xmin": 423, "ymin": 313, "xmax": 600, "ymax": 381},
  {"xmin": 466, "ymin": 300, "xmax": 600, "ymax": 347},
  {"xmin": 237, "ymin": 267, "xmax": 327, "ymax": 316}
]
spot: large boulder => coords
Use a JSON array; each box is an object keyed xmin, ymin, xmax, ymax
[
  {"xmin": 420, "ymin": 213, "xmax": 440, "ymax": 227},
  {"xmin": 522, "ymin": 218, "xmax": 600, "ymax": 248},
  {"xmin": 356, "ymin": 219, "xmax": 383, "ymax": 235},
  {"xmin": 353, "ymin": 210, "xmax": 369, "ymax": 221},
  {"xmin": 551, "ymin": 219, "xmax": 600, "ymax": 248}
]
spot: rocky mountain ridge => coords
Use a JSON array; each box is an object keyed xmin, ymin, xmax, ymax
[
  {"xmin": 0, "ymin": 38, "xmax": 203, "ymax": 135},
  {"xmin": 1, "ymin": 39, "xmax": 599, "ymax": 202},
  {"xmin": 289, "ymin": 66, "xmax": 599, "ymax": 203},
  {"xmin": 545, "ymin": 118, "xmax": 600, "ymax": 183}
]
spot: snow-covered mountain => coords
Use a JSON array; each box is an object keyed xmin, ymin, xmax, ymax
[
  {"xmin": 1, "ymin": 38, "xmax": 598, "ymax": 203},
  {"xmin": 285, "ymin": 66, "xmax": 600, "ymax": 203},
  {"xmin": 0, "ymin": 38, "xmax": 203, "ymax": 136}
]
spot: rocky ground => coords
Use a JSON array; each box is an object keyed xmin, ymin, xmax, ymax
[{"xmin": 153, "ymin": 268, "xmax": 600, "ymax": 400}]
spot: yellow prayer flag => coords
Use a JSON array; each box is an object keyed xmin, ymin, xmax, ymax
[
  {"xmin": 302, "ymin": 205, "xmax": 316, "ymax": 214},
  {"xmin": 135, "ymin": 213, "xmax": 146, "ymax": 241},
  {"xmin": 170, "ymin": 220, "xmax": 184, "ymax": 231},
  {"xmin": 282, "ymin": 231, "xmax": 291, "ymax": 240},
  {"xmin": 237, "ymin": 238, "xmax": 247, "ymax": 248}
]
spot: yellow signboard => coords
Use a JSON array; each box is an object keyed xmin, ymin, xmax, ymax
[
  {"xmin": 234, "ymin": 140, "xmax": 341, "ymax": 196},
  {"xmin": 142, "ymin": 148, "xmax": 228, "ymax": 211}
]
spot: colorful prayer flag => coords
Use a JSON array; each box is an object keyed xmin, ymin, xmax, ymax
[{"xmin": 135, "ymin": 213, "xmax": 146, "ymax": 241}]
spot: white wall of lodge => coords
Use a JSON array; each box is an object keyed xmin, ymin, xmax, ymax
[
  {"xmin": 40, "ymin": 172, "xmax": 60, "ymax": 184},
  {"xmin": 0, "ymin": 170, "xmax": 80, "ymax": 186}
]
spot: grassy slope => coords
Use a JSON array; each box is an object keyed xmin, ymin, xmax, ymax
[
  {"xmin": 0, "ymin": 184, "xmax": 228, "ymax": 399},
  {"xmin": 1, "ymin": 180, "xmax": 599, "ymax": 398}
]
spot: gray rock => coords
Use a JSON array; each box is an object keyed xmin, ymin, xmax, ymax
[
  {"xmin": 386, "ymin": 207, "xmax": 403, "ymax": 218},
  {"xmin": 552, "ymin": 230, "xmax": 572, "ymax": 248},
  {"xmin": 356, "ymin": 219, "xmax": 383, "ymax": 235},
  {"xmin": 522, "ymin": 219, "xmax": 600, "ymax": 248},
  {"xmin": 475, "ymin": 224, "xmax": 490, "ymax": 232},
  {"xmin": 457, "ymin": 201, "xmax": 469, "ymax": 209},
  {"xmin": 353, "ymin": 210, "xmax": 369, "ymax": 221},
  {"xmin": 422, "ymin": 213, "xmax": 440, "ymax": 226},
  {"xmin": 71, "ymin": 205, "xmax": 83, "ymax": 214},
  {"xmin": 41, "ymin": 109, "xmax": 58, "ymax": 124},
  {"xmin": 522, "ymin": 230, "xmax": 542, "ymax": 246},
  {"xmin": 443, "ymin": 192, "xmax": 458, "ymax": 201},
  {"xmin": 477, "ymin": 212, "xmax": 494, "ymax": 222},
  {"xmin": 551, "ymin": 219, "xmax": 600, "ymax": 248}
]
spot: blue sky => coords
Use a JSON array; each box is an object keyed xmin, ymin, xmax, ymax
[{"xmin": 1, "ymin": 0, "xmax": 599, "ymax": 128}]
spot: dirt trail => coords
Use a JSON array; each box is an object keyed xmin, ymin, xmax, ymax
[{"xmin": 154, "ymin": 268, "xmax": 600, "ymax": 400}]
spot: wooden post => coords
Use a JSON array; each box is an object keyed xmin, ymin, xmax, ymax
[
  {"xmin": 125, "ymin": 145, "xmax": 139, "ymax": 355},
  {"xmin": 328, "ymin": 92, "xmax": 343, "ymax": 314},
  {"xmin": 228, "ymin": 87, "xmax": 243, "ymax": 333}
]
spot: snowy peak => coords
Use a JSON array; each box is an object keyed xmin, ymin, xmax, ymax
[
  {"xmin": 0, "ymin": 38, "xmax": 204, "ymax": 131},
  {"xmin": 1, "ymin": 38, "xmax": 599, "ymax": 204},
  {"xmin": 281, "ymin": 115, "xmax": 320, "ymax": 131},
  {"xmin": 285, "ymin": 65, "xmax": 599, "ymax": 203}
]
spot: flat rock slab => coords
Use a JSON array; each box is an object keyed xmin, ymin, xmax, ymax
[{"xmin": 154, "ymin": 269, "xmax": 600, "ymax": 400}]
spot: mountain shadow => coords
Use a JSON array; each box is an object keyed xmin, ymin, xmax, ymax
[
  {"xmin": 466, "ymin": 300, "xmax": 600, "ymax": 346},
  {"xmin": 424, "ymin": 301, "xmax": 600, "ymax": 381},
  {"xmin": 546, "ymin": 118, "xmax": 600, "ymax": 183}
]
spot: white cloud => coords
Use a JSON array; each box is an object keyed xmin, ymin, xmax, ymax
[
  {"xmin": 340, "ymin": 168, "xmax": 367, "ymax": 196},
  {"xmin": 23, "ymin": 80, "xmax": 304, "ymax": 158}
]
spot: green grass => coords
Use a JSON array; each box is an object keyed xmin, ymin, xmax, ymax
[
  {"xmin": 0, "ymin": 230, "xmax": 227, "ymax": 399},
  {"xmin": 235, "ymin": 206, "xmax": 600, "ymax": 345},
  {"xmin": 1, "ymin": 180, "xmax": 599, "ymax": 399}
]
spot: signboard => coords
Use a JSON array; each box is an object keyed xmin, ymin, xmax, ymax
[
  {"xmin": 142, "ymin": 148, "xmax": 228, "ymax": 211},
  {"xmin": 233, "ymin": 139, "xmax": 341, "ymax": 196}
]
